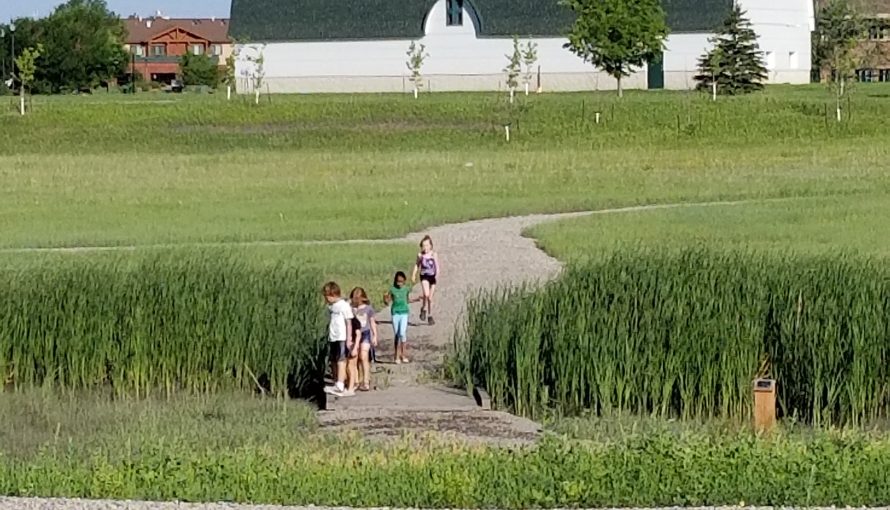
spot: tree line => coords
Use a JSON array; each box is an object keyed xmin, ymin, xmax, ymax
[
  {"xmin": 0, "ymin": 0, "xmax": 880, "ymax": 97},
  {"xmin": 1, "ymin": 0, "xmax": 127, "ymax": 94},
  {"xmin": 0, "ymin": 0, "xmax": 224, "ymax": 96}
]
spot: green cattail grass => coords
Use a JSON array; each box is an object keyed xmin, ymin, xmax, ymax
[
  {"xmin": 452, "ymin": 248, "xmax": 890, "ymax": 426},
  {"xmin": 0, "ymin": 252, "xmax": 327, "ymax": 398}
]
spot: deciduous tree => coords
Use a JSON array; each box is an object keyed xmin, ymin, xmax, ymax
[
  {"xmin": 180, "ymin": 53, "xmax": 220, "ymax": 88},
  {"xmin": 406, "ymin": 41, "xmax": 429, "ymax": 98},
  {"xmin": 39, "ymin": 0, "xmax": 127, "ymax": 92},
  {"xmin": 813, "ymin": 0, "xmax": 866, "ymax": 121},
  {"xmin": 15, "ymin": 44, "xmax": 42, "ymax": 114},
  {"xmin": 504, "ymin": 36, "xmax": 522, "ymax": 101},
  {"xmin": 521, "ymin": 40, "xmax": 539, "ymax": 95},
  {"xmin": 561, "ymin": 0, "xmax": 668, "ymax": 97}
]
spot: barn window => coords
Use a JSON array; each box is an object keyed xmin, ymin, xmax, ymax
[{"xmin": 446, "ymin": 0, "xmax": 463, "ymax": 26}]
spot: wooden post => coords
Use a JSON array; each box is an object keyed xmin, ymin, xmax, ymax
[{"xmin": 753, "ymin": 378, "xmax": 776, "ymax": 432}]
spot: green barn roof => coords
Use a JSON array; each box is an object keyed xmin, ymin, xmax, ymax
[{"xmin": 230, "ymin": 0, "xmax": 733, "ymax": 42}]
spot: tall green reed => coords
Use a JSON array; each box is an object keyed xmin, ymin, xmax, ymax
[
  {"xmin": 452, "ymin": 248, "xmax": 890, "ymax": 425},
  {"xmin": 0, "ymin": 252, "xmax": 326, "ymax": 398}
]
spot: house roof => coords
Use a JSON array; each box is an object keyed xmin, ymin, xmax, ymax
[
  {"xmin": 125, "ymin": 17, "xmax": 231, "ymax": 44},
  {"xmin": 229, "ymin": 0, "xmax": 732, "ymax": 42}
]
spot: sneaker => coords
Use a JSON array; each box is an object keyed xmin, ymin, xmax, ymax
[
  {"xmin": 395, "ymin": 358, "xmax": 402, "ymax": 365},
  {"xmin": 323, "ymin": 385, "xmax": 339, "ymax": 395},
  {"xmin": 339, "ymin": 389, "xmax": 356, "ymax": 397},
  {"xmin": 419, "ymin": 308, "xmax": 427, "ymax": 322},
  {"xmin": 428, "ymin": 316, "xmax": 435, "ymax": 326},
  {"xmin": 401, "ymin": 357, "xmax": 410, "ymax": 364}
]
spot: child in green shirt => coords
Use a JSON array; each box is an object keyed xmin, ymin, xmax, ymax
[{"xmin": 383, "ymin": 271, "xmax": 419, "ymax": 364}]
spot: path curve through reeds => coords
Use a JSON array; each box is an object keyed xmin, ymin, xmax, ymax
[{"xmin": 1, "ymin": 197, "xmax": 811, "ymax": 509}]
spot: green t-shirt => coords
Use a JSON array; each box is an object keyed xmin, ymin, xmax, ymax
[{"xmin": 389, "ymin": 285, "xmax": 410, "ymax": 315}]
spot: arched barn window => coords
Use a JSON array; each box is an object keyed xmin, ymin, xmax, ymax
[{"xmin": 446, "ymin": 0, "xmax": 464, "ymax": 26}]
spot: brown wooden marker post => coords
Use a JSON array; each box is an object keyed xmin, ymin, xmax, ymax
[{"xmin": 753, "ymin": 378, "xmax": 776, "ymax": 432}]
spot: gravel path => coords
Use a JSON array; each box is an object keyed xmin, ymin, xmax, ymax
[{"xmin": 320, "ymin": 199, "xmax": 773, "ymax": 440}]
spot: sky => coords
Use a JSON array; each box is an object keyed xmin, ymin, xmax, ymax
[{"xmin": 1, "ymin": 0, "xmax": 231, "ymax": 21}]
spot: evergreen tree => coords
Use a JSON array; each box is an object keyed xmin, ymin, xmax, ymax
[{"xmin": 695, "ymin": 5, "xmax": 768, "ymax": 95}]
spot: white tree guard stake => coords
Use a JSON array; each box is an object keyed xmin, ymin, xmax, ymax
[
  {"xmin": 509, "ymin": 88, "xmax": 514, "ymax": 104},
  {"xmin": 505, "ymin": 125, "xmax": 510, "ymax": 142},
  {"xmin": 20, "ymin": 95, "xmax": 25, "ymax": 116},
  {"xmin": 227, "ymin": 86, "xmax": 232, "ymax": 100},
  {"xmin": 595, "ymin": 112, "xmax": 601, "ymax": 124},
  {"xmin": 414, "ymin": 87, "xmax": 418, "ymax": 99},
  {"xmin": 255, "ymin": 89, "xmax": 260, "ymax": 105},
  {"xmin": 712, "ymin": 81, "xmax": 717, "ymax": 102},
  {"xmin": 525, "ymin": 82, "xmax": 530, "ymax": 96}
]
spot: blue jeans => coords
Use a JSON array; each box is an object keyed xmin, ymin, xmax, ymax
[{"xmin": 392, "ymin": 313, "xmax": 408, "ymax": 343}]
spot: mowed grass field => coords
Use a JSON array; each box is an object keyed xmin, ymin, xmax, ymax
[
  {"xmin": 2, "ymin": 87, "xmax": 889, "ymax": 253},
  {"xmin": 530, "ymin": 194, "xmax": 890, "ymax": 261}
]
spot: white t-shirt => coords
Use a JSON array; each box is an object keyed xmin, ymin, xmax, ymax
[{"xmin": 328, "ymin": 299, "xmax": 354, "ymax": 342}]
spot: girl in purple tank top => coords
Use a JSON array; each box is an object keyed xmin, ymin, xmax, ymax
[{"xmin": 411, "ymin": 235, "xmax": 440, "ymax": 325}]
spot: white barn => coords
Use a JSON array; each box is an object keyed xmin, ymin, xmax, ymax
[{"xmin": 230, "ymin": 0, "xmax": 815, "ymax": 93}]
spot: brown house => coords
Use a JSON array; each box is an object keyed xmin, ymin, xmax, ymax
[
  {"xmin": 124, "ymin": 15, "xmax": 231, "ymax": 83},
  {"xmin": 848, "ymin": 0, "xmax": 890, "ymax": 81}
]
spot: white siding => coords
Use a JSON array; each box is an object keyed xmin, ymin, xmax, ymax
[
  {"xmin": 236, "ymin": 0, "xmax": 813, "ymax": 93},
  {"xmin": 738, "ymin": 0, "xmax": 813, "ymax": 83}
]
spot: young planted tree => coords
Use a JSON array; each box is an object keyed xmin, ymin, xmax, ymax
[
  {"xmin": 223, "ymin": 52, "xmax": 236, "ymax": 100},
  {"xmin": 813, "ymin": 0, "xmax": 866, "ymax": 121},
  {"xmin": 522, "ymin": 40, "xmax": 539, "ymax": 95},
  {"xmin": 695, "ymin": 5, "xmax": 768, "ymax": 97},
  {"xmin": 406, "ymin": 41, "xmax": 429, "ymax": 98},
  {"xmin": 504, "ymin": 36, "xmax": 522, "ymax": 103},
  {"xmin": 15, "ymin": 44, "xmax": 42, "ymax": 115},
  {"xmin": 242, "ymin": 44, "xmax": 266, "ymax": 104},
  {"xmin": 561, "ymin": 0, "xmax": 668, "ymax": 97}
]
